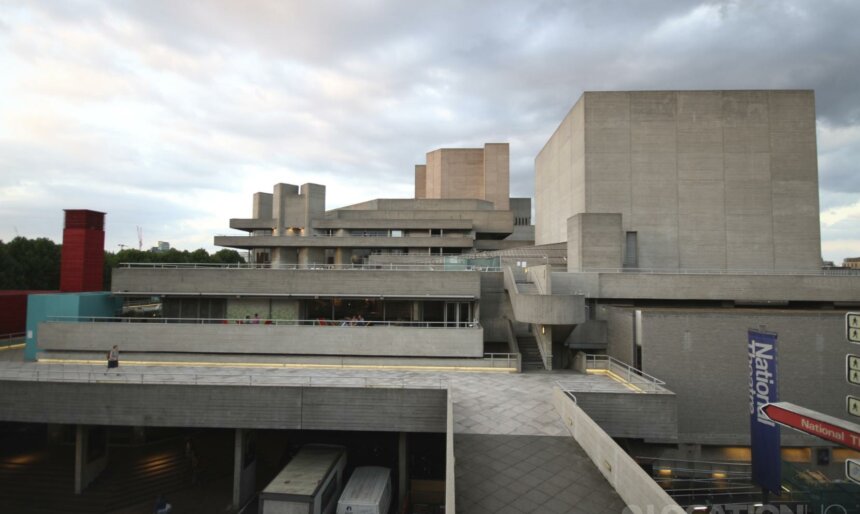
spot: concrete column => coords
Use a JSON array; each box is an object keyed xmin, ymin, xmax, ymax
[
  {"xmin": 233, "ymin": 429, "xmax": 256, "ymax": 510},
  {"xmin": 75, "ymin": 425, "xmax": 108, "ymax": 494},
  {"xmin": 299, "ymin": 247, "xmax": 326, "ymax": 265},
  {"xmin": 398, "ymin": 432, "xmax": 408, "ymax": 509},
  {"xmin": 334, "ymin": 248, "xmax": 350, "ymax": 266},
  {"xmin": 272, "ymin": 248, "xmax": 298, "ymax": 267}
]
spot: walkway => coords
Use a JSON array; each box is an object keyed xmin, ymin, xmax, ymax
[{"xmin": 0, "ymin": 357, "xmax": 629, "ymax": 513}]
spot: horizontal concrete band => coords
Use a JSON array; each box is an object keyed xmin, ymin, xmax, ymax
[
  {"xmin": 0, "ymin": 380, "xmax": 447, "ymax": 432},
  {"xmin": 38, "ymin": 323, "xmax": 486, "ymax": 358},
  {"xmin": 112, "ymin": 268, "xmax": 482, "ymax": 298},
  {"xmin": 562, "ymin": 272, "xmax": 860, "ymax": 302},
  {"xmin": 214, "ymin": 235, "xmax": 474, "ymax": 248}
]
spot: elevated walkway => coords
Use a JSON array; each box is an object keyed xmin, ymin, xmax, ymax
[{"xmin": 557, "ymin": 354, "xmax": 678, "ymax": 442}]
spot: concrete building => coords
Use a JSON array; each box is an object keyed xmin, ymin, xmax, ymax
[
  {"xmin": 216, "ymin": 144, "xmax": 531, "ymax": 267},
  {"xmin": 1, "ymin": 91, "xmax": 859, "ymax": 513},
  {"xmin": 536, "ymin": 90, "xmax": 821, "ymax": 271}
]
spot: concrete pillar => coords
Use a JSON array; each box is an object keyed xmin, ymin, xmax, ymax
[
  {"xmin": 74, "ymin": 425, "xmax": 108, "ymax": 494},
  {"xmin": 398, "ymin": 432, "xmax": 408, "ymax": 509},
  {"xmin": 334, "ymin": 248, "xmax": 350, "ymax": 266},
  {"xmin": 233, "ymin": 429, "xmax": 256, "ymax": 510},
  {"xmin": 299, "ymin": 247, "xmax": 326, "ymax": 265},
  {"xmin": 272, "ymin": 248, "xmax": 298, "ymax": 267}
]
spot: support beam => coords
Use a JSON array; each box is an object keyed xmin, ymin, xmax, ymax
[
  {"xmin": 74, "ymin": 425, "xmax": 108, "ymax": 494},
  {"xmin": 399, "ymin": 432, "xmax": 408, "ymax": 509},
  {"xmin": 232, "ymin": 429, "xmax": 256, "ymax": 509}
]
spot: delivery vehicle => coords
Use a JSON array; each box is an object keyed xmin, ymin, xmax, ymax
[
  {"xmin": 336, "ymin": 466, "xmax": 392, "ymax": 514},
  {"xmin": 259, "ymin": 444, "xmax": 347, "ymax": 514}
]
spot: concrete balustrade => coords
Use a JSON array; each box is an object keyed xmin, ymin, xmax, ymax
[{"xmin": 38, "ymin": 321, "xmax": 485, "ymax": 358}]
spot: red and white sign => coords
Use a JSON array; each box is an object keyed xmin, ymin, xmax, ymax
[{"xmin": 761, "ymin": 402, "xmax": 860, "ymax": 452}]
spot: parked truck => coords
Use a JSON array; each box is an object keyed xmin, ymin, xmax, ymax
[
  {"xmin": 336, "ymin": 466, "xmax": 392, "ymax": 514},
  {"xmin": 259, "ymin": 444, "xmax": 347, "ymax": 514}
]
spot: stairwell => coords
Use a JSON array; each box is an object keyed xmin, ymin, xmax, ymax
[{"xmin": 517, "ymin": 335, "xmax": 544, "ymax": 370}]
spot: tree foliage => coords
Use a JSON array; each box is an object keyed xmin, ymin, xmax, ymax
[
  {"xmin": 0, "ymin": 237, "xmax": 62, "ymax": 290},
  {"xmin": 0, "ymin": 236, "xmax": 245, "ymax": 291}
]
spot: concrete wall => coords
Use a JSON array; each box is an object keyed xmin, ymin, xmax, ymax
[
  {"xmin": 536, "ymin": 98, "xmax": 585, "ymax": 246},
  {"xmin": 637, "ymin": 308, "xmax": 853, "ymax": 445},
  {"xmin": 503, "ymin": 267, "xmax": 587, "ymax": 325},
  {"xmin": 113, "ymin": 268, "xmax": 481, "ymax": 299},
  {"xmin": 39, "ymin": 322, "xmax": 485, "ymax": 358},
  {"xmin": 559, "ymin": 271, "xmax": 860, "ymax": 303},
  {"xmin": 573, "ymin": 391, "xmax": 677, "ymax": 442},
  {"xmin": 567, "ymin": 213, "xmax": 623, "ymax": 271},
  {"xmin": 552, "ymin": 388, "xmax": 680, "ymax": 511},
  {"xmin": 482, "ymin": 143, "xmax": 510, "ymax": 211},
  {"xmin": 422, "ymin": 144, "xmax": 510, "ymax": 210},
  {"xmin": 0, "ymin": 381, "xmax": 447, "ymax": 432},
  {"xmin": 602, "ymin": 306, "xmax": 636, "ymax": 366},
  {"xmin": 478, "ymin": 272, "xmax": 512, "ymax": 342},
  {"xmin": 415, "ymin": 165, "xmax": 427, "ymax": 198},
  {"xmin": 536, "ymin": 90, "xmax": 821, "ymax": 271}
]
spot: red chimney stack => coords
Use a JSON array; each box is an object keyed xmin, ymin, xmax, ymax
[{"xmin": 60, "ymin": 209, "xmax": 105, "ymax": 292}]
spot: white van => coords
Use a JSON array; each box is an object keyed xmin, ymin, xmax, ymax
[
  {"xmin": 336, "ymin": 466, "xmax": 392, "ymax": 514},
  {"xmin": 259, "ymin": 444, "xmax": 347, "ymax": 514}
]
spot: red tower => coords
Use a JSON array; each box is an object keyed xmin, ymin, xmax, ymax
[{"xmin": 60, "ymin": 209, "xmax": 106, "ymax": 292}]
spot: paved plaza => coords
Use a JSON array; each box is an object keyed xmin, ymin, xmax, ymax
[{"xmin": 0, "ymin": 354, "xmax": 628, "ymax": 512}]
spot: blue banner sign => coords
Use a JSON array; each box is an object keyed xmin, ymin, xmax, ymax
[{"xmin": 748, "ymin": 329, "xmax": 781, "ymax": 495}]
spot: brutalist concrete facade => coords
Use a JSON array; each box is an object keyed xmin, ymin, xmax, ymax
[{"xmin": 536, "ymin": 90, "xmax": 821, "ymax": 271}]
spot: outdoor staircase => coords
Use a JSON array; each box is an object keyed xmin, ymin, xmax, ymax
[{"xmin": 517, "ymin": 335, "xmax": 544, "ymax": 370}]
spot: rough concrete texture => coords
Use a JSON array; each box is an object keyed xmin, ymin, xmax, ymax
[
  {"xmin": 615, "ymin": 307, "xmax": 854, "ymax": 446},
  {"xmin": 455, "ymin": 434, "xmax": 626, "ymax": 514},
  {"xmin": 536, "ymin": 90, "xmax": 821, "ymax": 271},
  {"xmin": 567, "ymin": 213, "xmax": 623, "ymax": 271},
  {"xmin": 39, "ymin": 322, "xmax": 485, "ymax": 358},
  {"xmin": 421, "ymin": 144, "xmax": 510, "ymax": 210},
  {"xmin": 112, "ymin": 268, "xmax": 482, "ymax": 298},
  {"xmin": 559, "ymin": 270, "xmax": 860, "ymax": 303}
]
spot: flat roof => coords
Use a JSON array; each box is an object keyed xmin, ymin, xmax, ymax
[{"xmin": 262, "ymin": 444, "xmax": 345, "ymax": 497}]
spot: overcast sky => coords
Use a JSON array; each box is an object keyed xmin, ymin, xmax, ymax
[{"xmin": 1, "ymin": 1, "xmax": 859, "ymax": 263}]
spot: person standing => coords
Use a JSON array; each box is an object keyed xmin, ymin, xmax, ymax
[{"xmin": 107, "ymin": 345, "xmax": 119, "ymax": 370}]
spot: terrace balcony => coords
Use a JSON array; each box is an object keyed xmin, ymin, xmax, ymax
[
  {"xmin": 37, "ymin": 317, "xmax": 486, "ymax": 359},
  {"xmin": 111, "ymin": 263, "xmax": 485, "ymax": 298}
]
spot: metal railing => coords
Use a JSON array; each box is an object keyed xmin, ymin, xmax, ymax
[
  {"xmin": 119, "ymin": 262, "xmax": 501, "ymax": 272},
  {"xmin": 580, "ymin": 267, "xmax": 860, "ymax": 277},
  {"xmin": 0, "ymin": 365, "xmax": 448, "ymax": 389},
  {"xmin": 0, "ymin": 332, "xmax": 25, "ymax": 347},
  {"xmin": 46, "ymin": 316, "xmax": 482, "ymax": 329},
  {"xmin": 483, "ymin": 352, "xmax": 520, "ymax": 370},
  {"xmin": 584, "ymin": 354, "xmax": 667, "ymax": 393}
]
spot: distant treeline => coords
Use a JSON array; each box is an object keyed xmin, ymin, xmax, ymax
[{"xmin": 0, "ymin": 237, "xmax": 245, "ymax": 291}]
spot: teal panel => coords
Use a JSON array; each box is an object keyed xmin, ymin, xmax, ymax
[{"xmin": 25, "ymin": 292, "xmax": 120, "ymax": 361}]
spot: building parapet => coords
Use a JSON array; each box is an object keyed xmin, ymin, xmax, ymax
[
  {"xmin": 38, "ymin": 318, "xmax": 486, "ymax": 358},
  {"xmin": 112, "ymin": 267, "xmax": 483, "ymax": 298}
]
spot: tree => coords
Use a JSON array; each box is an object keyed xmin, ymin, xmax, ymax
[{"xmin": 0, "ymin": 237, "xmax": 62, "ymax": 290}]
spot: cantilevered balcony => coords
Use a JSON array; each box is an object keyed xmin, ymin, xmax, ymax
[
  {"xmin": 111, "ymin": 264, "xmax": 482, "ymax": 298},
  {"xmin": 213, "ymin": 234, "xmax": 475, "ymax": 250}
]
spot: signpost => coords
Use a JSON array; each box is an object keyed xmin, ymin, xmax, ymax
[
  {"xmin": 847, "ymin": 459, "xmax": 860, "ymax": 485},
  {"xmin": 748, "ymin": 329, "xmax": 780, "ymax": 496},
  {"xmin": 761, "ymin": 402, "xmax": 860, "ymax": 452},
  {"xmin": 848, "ymin": 313, "xmax": 860, "ymax": 344}
]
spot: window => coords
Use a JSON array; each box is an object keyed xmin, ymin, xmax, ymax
[{"xmin": 623, "ymin": 231, "xmax": 638, "ymax": 269}]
